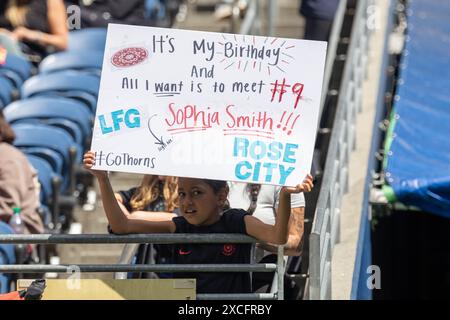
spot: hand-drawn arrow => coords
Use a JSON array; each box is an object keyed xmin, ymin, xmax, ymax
[{"xmin": 147, "ymin": 114, "xmax": 165, "ymax": 147}]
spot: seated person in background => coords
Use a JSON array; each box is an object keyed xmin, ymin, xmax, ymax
[
  {"xmin": 228, "ymin": 183, "xmax": 305, "ymax": 257},
  {"xmin": 299, "ymin": 0, "xmax": 340, "ymax": 41},
  {"xmin": 84, "ymin": 150, "xmax": 313, "ymax": 294},
  {"xmin": 228, "ymin": 182, "xmax": 305, "ymax": 298},
  {"xmin": 114, "ymin": 175, "xmax": 179, "ymax": 277},
  {"xmin": 115, "ymin": 175, "xmax": 178, "ymax": 215},
  {"xmin": 65, "ymin": 0, "xmax": 154, "ymax": 28},
  {"xmin": 0, "ymin": 0, "xmax": 68, "ymax": 59},
  {"xmin": 0, "ymin": 110, "xmax": 44, "ymax": 235}
]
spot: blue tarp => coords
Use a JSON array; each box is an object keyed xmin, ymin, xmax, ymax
[{"xmin": 384, "ymin": 0, "xmax": 450, "ymax": 217}]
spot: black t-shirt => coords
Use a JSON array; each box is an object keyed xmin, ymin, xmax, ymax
[
  {"xmin": 69, "ymin": 0, "xmax": 153, "ymax": 28},
  {"xmin": 0, "ymin": 0, "xmax": 49, "ymax": 32},
  {"xmin": 172, "ymin": 209, "xmax": 252, "ymax": 294}
]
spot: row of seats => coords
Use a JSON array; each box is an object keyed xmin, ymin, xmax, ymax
[{"xmin": 1, "ymin": 28, "xmax": 106, "ymax": 232}]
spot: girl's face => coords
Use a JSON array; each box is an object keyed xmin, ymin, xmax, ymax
[{"xmin": 177, "ymin": 178, "xmax": 225, "ymax": 226}]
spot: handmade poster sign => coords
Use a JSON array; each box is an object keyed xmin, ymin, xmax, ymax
[{"xmin": 91, "ymin": 24, "xmax": 327, "ymax": 186}]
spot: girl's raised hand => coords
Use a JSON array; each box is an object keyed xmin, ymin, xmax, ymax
[
  {"xmin": 83, "ymin": 150, "xmax": 108, "ymax": 179},
  {"xmin": 282, "ymin": 174, "xmax": 314, "ymax": 194}
]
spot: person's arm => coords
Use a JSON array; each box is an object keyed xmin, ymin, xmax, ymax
[
  {"xmin": 245, "ymin": 175, "xmax": 313, "ymax": 245},
  {"xmin": 114, "ymin": 192, "xmax": 124, "ymax": 204},
  {"xmin": 43, "ymin": 0, "xmax": 68, "ymax": 50},
  {"xmin": 257, "ymin": 207, "xmax": 304, "ymax": 256},
  {"xmin": 12, "ymin": 0, "xmax": 68, "ymax": 50},
  {"xmin": 0, "ymin": 159, "xmax": 21, "ymax": 222},
  {"xmin": 130, "ymin": 211, "xmax": 176, "ymax": 221},
  {"xmin": 83, "ymin": 151, "xmax": 175, "ymax": 234}
]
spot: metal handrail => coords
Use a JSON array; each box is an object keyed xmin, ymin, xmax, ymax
[
  {"xmin": 308, "ymin": 0, "xmax": 373, "ymax": 300},
  {"xmin": 239, "ymin": 0, "xmax": 259, "ymax": 35},
  {"xmin": 0, "ymin": 233, "xmax": 255, "ymax": 244},
  {"xmin": 0, "ymin": 233, "xmax": 285, "ymax": 300},
  {"xmin": 0, "ymin": 264, "xmax": 277, "ymax": 273}
]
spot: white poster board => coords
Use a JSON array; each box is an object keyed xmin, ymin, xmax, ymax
[{"xmin": 91, "ymin": 24, "xmax": 327, "ymax": 186}]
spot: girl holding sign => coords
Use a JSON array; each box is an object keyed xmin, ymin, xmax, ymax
[{"xmin": 83, "ymin": 150, "xmax": 313, "ymax": 294}]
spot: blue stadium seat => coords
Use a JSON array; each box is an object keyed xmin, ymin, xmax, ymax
[
  {"xmin": 26, "ymin": 154, "xmax": 62, "ymax": 229},
  {"xmin": 68, "ymin": 28, "xmax": 107, "ymax": 53},
  {"xmin": 0, "ymin": 222, "xmax": 15, "ymax": 294},
  {"xmin": 21, "ymin": 70, "xmax": 100, "ymax": 98},
  {"xmin": 12, "ymin": 122, "xmax": 81, "ymax": 163},
  {"xmin": 21, "ymin": 148, "xmax": 64, "ymax": 180},
  {"xmin": 14, "ymin": 118, "xmax": 85, "ymax": 147},
  {"xmin": 26, "ymin": 154, "xmax": 62, "ymax": 204},
  {"xmin": 39, "ymin": 51, "xmax": 104, "ymax": 76},
  {"xmin": 0, "ymin": 53, "xmax": 33, "ymax": 89},
  {"xmin": 35, "ymin": 91, "xmax": 98, "ymax": 114},
  {"xmin": 0, "ymin": 76, "xmax": 14, "ymax": 109},
  {"xmin": 4, "ymin": 97, "xmax": 93, "ymax": 146},
  {"xmin": 20, "ymin": 71, "xmax": 100, "ymax": 113},
  {"xmin": 12, "ymin": 123, "xmax": 81, "ymax": 193}
]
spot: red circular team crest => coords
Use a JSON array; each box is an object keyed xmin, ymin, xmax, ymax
[
  {"xmin": 111, "ymin": 47, "xmax": 148, "ymax": 67},
  {"xmin": 222, "ymin": 244, "xmax": 236, "ymax": 256}
]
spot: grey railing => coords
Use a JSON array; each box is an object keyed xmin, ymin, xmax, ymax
[
  {"xmin": 239, "ymin": 0, "xmax": 261, "ymax": 35},
  {"xmin": 308, "ymin": 0, "xmax": 374, "ymax": 300},
  {"xmin": 0, "ymin": 233, "xmax": 285, "ymax": 300}
]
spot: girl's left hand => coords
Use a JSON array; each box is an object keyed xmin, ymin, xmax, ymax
[
  {"xmin": 282, "ymin": 174, "xmax": 314, "ymax": 194},
  {"xmin": 12, "ymin": 27, "xmax": 41, "ymax": 42}
]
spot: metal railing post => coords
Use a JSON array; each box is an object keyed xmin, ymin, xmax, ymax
[
  {"xmin": 267, "ymin": 0, "xmax": 277, "ymax": 37},
  {"xmin": 115, "ymin": 243, "xmax": 139, "ymax": 279},
  {"xmin": 276, "ymin": 245, "xmax": 284, "ymax": 300}
]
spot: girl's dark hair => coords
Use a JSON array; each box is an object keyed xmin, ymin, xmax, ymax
[
  {"xmin": 202, "ymin": 179, "xmax": 227, "ymax": 194},
  {"xmin": 202, "ymin": 179, "xmax": 230, "ymax": 210},
  {"xmin": 0, "ymin": 110, "xmax": 16, "ymax": 144}
]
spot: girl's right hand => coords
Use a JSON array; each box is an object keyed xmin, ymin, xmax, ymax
[{"xmin": 83, "ymin": 151, "xmax": 108, "ymax": 179}]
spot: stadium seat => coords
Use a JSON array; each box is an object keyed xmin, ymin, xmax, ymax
[
  {"xmin": 4, "ymin": 97, "xmax": 93, "ymax": 146},
  {"xmin": 21, "ymin": 70, "xmax": 100, "ymax": 98},
  {"xmin": 0, "ymin": 53, "xmax": 33, "ymax": 89},
  {"xmin": 39, "ymin": 51, "xmax": 104, "ymax": 76},
  {"xmin": 26, "ymin": 154, "xmax": 62, "ymax": 230},
  {"xmin": 0, "ymin": 222, "xmax": 16, "ymax": 294},
  {"xmin": 68, "ymin": 28, "xmax": 107, "ymax": 53},
  {"xmin": 12, "ymin": 123, "xmax": 81, "ymax": 193},
  {"xmin": 36, "ymin": 91, "xmax": 98, "ymax": 114},
  {"xmin": 20, "ymin": 71, "xmax": 100, "ymax": 113},
  {"xmin": 22, "ymin": 148, "xmax": 64, "ymax": 180},
  {"xmin": 0, "ymin": 77, "xmax": 14, "ymax": 109}
]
